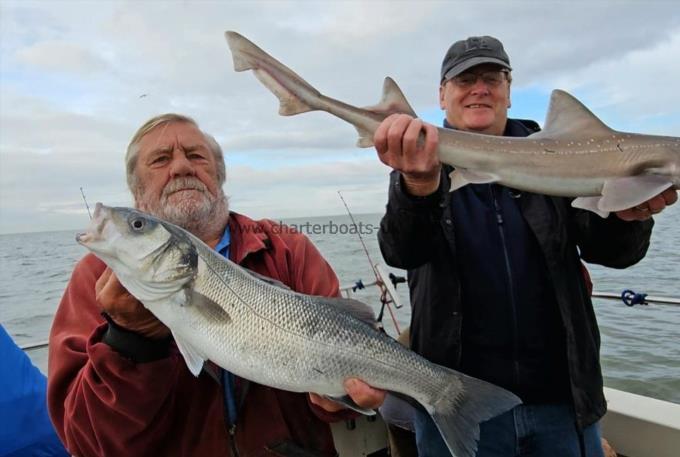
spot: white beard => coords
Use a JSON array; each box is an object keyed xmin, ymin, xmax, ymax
[{"xmin": 138, "ymin": 177, "xmax": 229, "ymax": 240}]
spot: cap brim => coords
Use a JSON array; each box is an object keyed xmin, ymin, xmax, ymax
[{"xmin": 442, "ymin": 56, "xmax": 512, "ymax": 82}]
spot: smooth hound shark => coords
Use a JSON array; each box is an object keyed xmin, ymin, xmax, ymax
[{"xmin": 225, "ymin": 31, "xmax": 679, "ymax": 217}]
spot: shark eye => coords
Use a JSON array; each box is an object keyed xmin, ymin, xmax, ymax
[{"xmin": 130, "ymin": 217, "xmax": 146, "ymax": 232}]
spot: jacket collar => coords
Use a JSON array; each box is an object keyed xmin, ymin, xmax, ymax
[{"xmin": 227, "ymin": 212, "xmax": 270, "ymax": 265}]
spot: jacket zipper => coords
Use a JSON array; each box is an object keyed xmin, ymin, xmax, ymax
[
  {"xmin": 221, "ymin": 369, "xmax": 240, "ymax": 457},
  {"xmin": 228, "ymin": 424, "xmax": 239, "ymax": 457},
  {"xmin": 491, "ymin": 186, "xmax": 521, "ymax": 388}
]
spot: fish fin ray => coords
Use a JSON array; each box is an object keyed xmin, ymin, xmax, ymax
[
  {"xmin": 530, "ymin": 89, "xmax": 614, "ymax": 140},
  {"xmin": 363, "ymin": 77, "xmax": 417, "ymax": 117},
  {"xmin": 315, "ymin": 296, "xmax": 376, "ymax": 325},
  {"xmin": 189, "ymin": 290, "xmax": 232, "ymax": 323},
  {"xmin": 427, "ymin": 368, "xmax": 522, "ymax": 457},
  {"xmin": 356, "ymin": 127, "xmax": 375, "ymax": 148},
  {"xmin": 244, "ymin": 269, "xmax": 292, "ymax": 290},
  {"xmin": 598, "ymin": 176, "xmax": 673, "ymax": 212},
  {"xmin": 449, "ymin": 169, "xmax": 498, "ymax": 191},
  {"xmin": 571, "ymin": 197, "xmax": 610, "ymax": 218},
  {"xmin": 225, "ymin": 31, "xmax": 319, "ymax": 116},
  {"xmin": 173, "ymin": 332, "xmax": 207, "ymax": 377},
  {"xmin": 324, "ymin": 394, "xmax": 376, "ymax": 416}
]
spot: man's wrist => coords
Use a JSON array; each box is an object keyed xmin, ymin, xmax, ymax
[
  {"xmin": 402, "ymin": 173, "xmax": 441, "ymax": 197},
  {"xmin": 101, "ymin": 312, "xmax": 172, "ymax": 362}
]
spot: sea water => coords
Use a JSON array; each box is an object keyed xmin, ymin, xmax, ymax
[{"xmin": 1, "ymin": 209, "xmax": 678, "ymax": 403}]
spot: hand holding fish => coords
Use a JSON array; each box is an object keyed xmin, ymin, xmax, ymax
[
  {"xmin": 308, "ymin": 378, "xmax": 386, "ymax": 412},
  {"xmin": 374, "ymin": 114, "xmax": 441, "ymax": 196},
  {"xmin": 95, "ymin": 267, "xmax": 170, "ymax": 339},
  {"xmin": 614, "ymin": 187, "xmax": 678, "ymax": 221}
]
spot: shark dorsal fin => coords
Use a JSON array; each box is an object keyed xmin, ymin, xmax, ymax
[
  {"xmin": 363, "ymin": 77, "xmax": 417, "ymax": 117},
  {"xmin": 532, "ymin": 89, "xmax": 614, "ymax": 140}
]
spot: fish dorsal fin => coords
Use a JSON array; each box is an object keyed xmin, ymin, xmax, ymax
[
  {"xmin": 245, "ymin": 268, "xmax": 292, "ymax": 290},
  {"xmin": 356, "ymin": 77, "xmax": 417, "ymax": 148},
  {"xmin": 316, "ymin": 296, "xmax": 377, "ymax": 325},
  {"xmin": 531, "ymin": 89, "xmax": 614, "ymax": 140},
  {"xmin": 363, "ymin": 77, "xmax": 417, "ymax": 118}
]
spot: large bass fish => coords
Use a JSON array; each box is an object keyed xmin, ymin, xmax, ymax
[{"xmin": 77, "ymin": 203, "xmax": 521, "ymax": 457}]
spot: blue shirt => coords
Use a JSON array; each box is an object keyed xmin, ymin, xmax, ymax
[
  {"xmin": 0, "ymin": 324, "xmax": 69, "ymax": 456},
  {"xmin": 212, "ymin": 226, "xmax": 239, "ymax": 426}
]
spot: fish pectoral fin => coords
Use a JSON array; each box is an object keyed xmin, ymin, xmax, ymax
[
  {"xmin": 173, "ymin": 333, "xmax": 207, "ymax": 377},
  {"xmin": 448, "ymin": 169, "xmax": 498, "ymax": 191},
  {"xmin": 571, "ymin": 196, "xmax": 610, "ymax": 218},
  {"xmin": 190, "ymin": 291, "xmax": 232, "ymax": 323},
  {"xmin": 598, "ymin": 175, "xmax": 674, "ymax": 212},
  {"xmin": 324, "ymin": 394, "xmax": 377, "ymax": 416}
]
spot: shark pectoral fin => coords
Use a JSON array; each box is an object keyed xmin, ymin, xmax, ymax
[
  {"xmin": 598, "ymin": 176, "xmax": 674, "ymax": 212},
  {"xmin": 449, "ymin": 169, "xmax": 498, "ymax": 191},
  {"xmin": 363, "ymin": 77, "xmax": 417, "ymax": 117},
  {"xmin": 572, "ymin": 196, "xmax": 610, "ymax": 218},
  {"xmin": 173, "ymin": 332, "xmax": 206, "ymax": 377},
  {"xmin": 323, "ymin": 394, "xmax": 377, "ymax": 416}
]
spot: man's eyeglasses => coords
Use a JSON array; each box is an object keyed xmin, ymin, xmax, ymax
[{"xmin": 449, "ymin": 70, "xmax": 509, "ymax": 88}]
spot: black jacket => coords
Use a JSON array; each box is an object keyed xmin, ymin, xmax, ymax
[{"xmin": 378, "ymin": 119, "xmax": 654, "ymax": 428}]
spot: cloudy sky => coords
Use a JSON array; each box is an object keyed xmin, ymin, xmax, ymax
[{"xmin": 1, "ymin": 1, "xmax": 679, "ymax": 234}]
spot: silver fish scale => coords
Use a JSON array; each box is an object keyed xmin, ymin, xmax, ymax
[{"xmin": 186, "ymin": 239, "xmax": 455, "ymax": 400}]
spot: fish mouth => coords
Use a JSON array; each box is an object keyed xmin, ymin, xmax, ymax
[{"xmin": 76, "ymin": 202, "xmax": 107, "ymax": 245}]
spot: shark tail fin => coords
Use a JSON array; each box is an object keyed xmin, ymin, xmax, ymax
[
  {"xmin": 355, "ymin": 77, "xmax": 418, "ymax": 147},
  {"xmin": 225, "ymin": 31, "xmax": 321, "ymax": 116},
  {"xmin": 425, "ymin": 367, "xmax": 522, "ymax": 457}
]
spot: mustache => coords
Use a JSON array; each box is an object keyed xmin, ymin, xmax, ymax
[{"xmin": 161, "ymin": 177, "xmax": 209, "ymax": 198}]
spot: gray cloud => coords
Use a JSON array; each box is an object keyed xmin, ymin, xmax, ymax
[{"xmin": 1, "ymin": 1, "xmax": 679, "ymax": 233}]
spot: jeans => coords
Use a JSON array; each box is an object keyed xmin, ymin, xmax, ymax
[{"xmin": 414, "ymin": 403, "xmax": 605, "ymax": 457}]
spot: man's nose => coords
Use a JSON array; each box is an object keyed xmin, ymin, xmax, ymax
[
  {"xmin": 169, "ymin": 152, "xmax": 196, "ymax": 177},
  {"xmin": 469, "ymin": 79, "xmax": 490, "ymax": 95}
]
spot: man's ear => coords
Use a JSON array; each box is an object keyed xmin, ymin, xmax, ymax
[
  {"xmin": 439, "ymin": 84, "xmax": 446, "ymax": 110},
  {"xmin": 507, "ymin": 84, "xmax": 512, "ymax": 109}
]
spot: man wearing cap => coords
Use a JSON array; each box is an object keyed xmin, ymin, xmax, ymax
[{"xmin": 374, "ymin": 36, "xmax": 676, "ymax": 456}]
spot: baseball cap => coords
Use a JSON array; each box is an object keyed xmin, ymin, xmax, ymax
[{"xmin": 440, "ymin": 36, "xmax": 511, "ymax": 82}]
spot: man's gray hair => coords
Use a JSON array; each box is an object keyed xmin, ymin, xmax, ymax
[{"xmin": 125, "ymin": 113, "xmax": 226, "ymax": 195}]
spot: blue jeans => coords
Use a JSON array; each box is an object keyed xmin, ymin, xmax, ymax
[{"xmin": 415, "ymin": 403, "xmax": 604, "ymax": 457}]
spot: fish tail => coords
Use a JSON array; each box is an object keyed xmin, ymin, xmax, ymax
[
  {"xmin": 427, "ymin": 369, "xmax": 521, "ymax": 457},
  {"xmin": 225, "ymin": 31, "xmax": 321, "ymax": 116}
]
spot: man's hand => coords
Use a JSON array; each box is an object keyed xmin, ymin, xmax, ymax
[
  {"xmin": 95, "ymin": 268, "xmax": 170, "ymax": 339},
  {"xmin": 374, "ymin": 114, "xmax": 441, "ymax": 196},
  {"xmin": 308, "ymin": 378, "xmax": 386, "ymax": 413},
  {"xmin": 615, "ymin": 188, "xmax": 678, "ymax": 221}
]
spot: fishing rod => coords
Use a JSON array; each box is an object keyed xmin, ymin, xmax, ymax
[
  {"xmin": 337, "ymin": 191, "xmax": 402, "ymax": 335},
  {"xmin": 592, "ymin": 290, "xmax": 680, "ymax": 307},
  {"xmin": 80, "ymin": 187, "xmax": 92, "ymax": 219}
]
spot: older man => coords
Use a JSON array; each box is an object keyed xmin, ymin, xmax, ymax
[
  {"xmin": 375, "ymin": 36, "xmax": 676, "ymax": 456},
  {"xmin": 48, "ymin": 114, "xmax": 383, "ymax": 457}
]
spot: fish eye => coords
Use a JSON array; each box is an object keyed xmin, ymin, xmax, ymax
[{"xmin": 130, "ymin": 217, "xmax": 146, "ymax": 232}]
